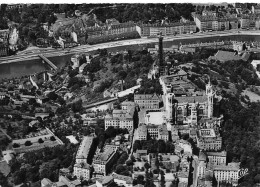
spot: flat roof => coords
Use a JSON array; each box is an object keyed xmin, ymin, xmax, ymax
[{"xmin": 146, "ymin": 111, "xmax": 165, "ymax": 125}]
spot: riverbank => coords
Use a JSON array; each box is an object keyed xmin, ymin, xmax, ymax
[
  {"xmin": 0, "ymin": 31, "xmax": 252, "ymax": 64},
  {"xmin": 1, "ymin": 31, "xmax": 260, "ymax": 79}
]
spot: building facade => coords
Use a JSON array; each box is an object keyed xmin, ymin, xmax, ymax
[
  {"xmin": 134, "ymin": 94, "xmax": 160, "ymax": 109},
  {"xmin": 105, "ymin": 108, "xmax": 135, "ymax": 132},
  {"xmin": 139, "ymin": 22, "xmax": 196, "ymax": 36}
]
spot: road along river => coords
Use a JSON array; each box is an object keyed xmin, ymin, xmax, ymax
[{"xmin": 1, "ymin": 32, "xmax": 260, "ymax": 80}]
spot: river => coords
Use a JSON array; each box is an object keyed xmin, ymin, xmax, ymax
[{"xmin": 1, "ymin": 34, "xmax": 260, "ymax": 80}]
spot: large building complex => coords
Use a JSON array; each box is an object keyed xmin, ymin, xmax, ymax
[{"xmin": 164, "ymin": 81, "xmax": 214, "ymax": 126}]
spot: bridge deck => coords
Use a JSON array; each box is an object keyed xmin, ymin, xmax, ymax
[{"xmin": 39, "ymin": 54, "xmax": 58, "ymax": 70}]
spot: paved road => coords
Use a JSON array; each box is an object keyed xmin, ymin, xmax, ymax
[
  {"xmin": 0, "ymin": 30, "xmax": 259, "ymax": 63},
  {"xmin": 192, "ymin": 155, "xmax": 199, "ymax": 187}
]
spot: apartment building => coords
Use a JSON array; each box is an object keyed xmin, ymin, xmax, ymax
[
  {"xmin": 135, "ymin": 124, "xmax": 147, "ymax": 141},
  {"xmin": 75, "ymin": 136, "xmax": 93, "ymax": 164},
  {"xmin": 193, "ymin": 14, "xmax": 239, "ymax": 31},
  {"xmin": 105, "ymin": 108, "xmax": 135, "ymax": 132},
  {"xmin": 214, "ymin": 162, "xmax": 240, "ymax": 184},
  {"xmin": 139, "ymin": 22, "xmax": 196, "ymax": 36},
  {"xmin": 197, "ymin": 129, "xmax": 222, "ymax": 151},
  {"xmin": 108, "ymin": 22, "xmax": 137, "ymax": 35},
  {"xmin": 134, "ymin": 94, "xmax": 160, "ymax": 109},
  {"xmin": 135, "ymin": 123, "xmax": 168, "ymax": 141},
  {"xmin": 73, "ymin": 162, "xmax": 91, "ymax": 181},
  {"xmin": 147, "ymin": 124, "xmax": 169, "ymax": 141},
  {"xmin": 240, "ymin": 15, "xmax": 250, "ymax": 29},
  {"xmin": 207, "ymin": 151, "xmax": 227, "ymax": 166},
  {"xmin": 73, "ymin": 136, "xmax": 94, "ymax": 180},
  {"xmin": 93, "ymin": 146, "xmax": 118, "ymax": 177}
]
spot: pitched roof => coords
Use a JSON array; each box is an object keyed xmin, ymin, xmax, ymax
[
  {"xmin": 134, "ymin": 94, "xmax": 160, "ymax": 101},
  {"xmin": 174, "ymin": 95, "xmax": 207, "ymax": 103},
  {"xmin": 210, "ymin": 50, "xmax": 250, "ymax": 62}
]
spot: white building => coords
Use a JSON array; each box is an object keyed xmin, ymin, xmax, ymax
[
  {"xmin": 73, "ymin": 162, "xmax": 91, "ymax": 180},
  {"xmin": 214, "ymin": 162, "xmax": 240, "ymax": 185}
]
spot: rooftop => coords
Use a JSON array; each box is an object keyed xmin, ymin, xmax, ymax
[
  {"xmin": 206, "ymin": 151, "xmax": 227, "ymax": 157},
  {"xmin": 214, "ymin": 162, "xmax": 240, "ymax": 171},
  {"xmin": 145, "ymin": 111, "xmax": 165, "ymax": 125},
  {"xmin": 174, "ymin": 95, "xmax": 207, "ymax": 104},
  {"xmin": 199, "ymin": 129, "xmax": 216, "ymax": 138},
  {"xmin": 136, "ymin": 124, "xmax": 147, "ymax": 137},
  {"xmin": 134, "ymin": 94, "xmax": 160, "ymax": 101},
  {"xmin": 209, "ymin": 50, "xmax": 250, "ymax": 62},
  {"xmin": 111, "ymin": 172, "xmax": 133, "ymax": 184},
  {"xmin": 76, "ymin": 136, "xmax": 93, "ymax": 159}
]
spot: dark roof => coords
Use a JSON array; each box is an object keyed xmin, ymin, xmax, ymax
[{"xmin": 174, "ymin": 95, "xmax": 207, "ymax": 103}]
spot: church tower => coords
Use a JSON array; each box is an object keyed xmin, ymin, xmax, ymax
[
  {"xmin": 206, "ymin": 80, "xmax": 214, "ymax": 118},
  {"xmin": 191, "ymin": 104, "xmax": 197, "ymax": 125}
]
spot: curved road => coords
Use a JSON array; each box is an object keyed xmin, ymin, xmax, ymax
[{"xmin": 0, "ymin": 30, "xmax": 259, "ymax": 64}]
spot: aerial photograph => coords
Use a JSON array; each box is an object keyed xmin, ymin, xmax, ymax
[{"xmin": 1, "ymin": 1, "xmax": 260, "ymax": 187}]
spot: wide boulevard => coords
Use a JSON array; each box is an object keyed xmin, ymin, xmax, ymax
[{"xmin": 0, "ymin": 29, "xmax": 259, "ymax": 64}]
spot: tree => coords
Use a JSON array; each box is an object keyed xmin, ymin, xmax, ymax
[
  {"xmin": 50, "ymin": 136, "xmax": 56, "ymax": 141},
  {"xmin": 133, "ymin": 140, "xmax": 142, "ymax": 152},
  {"xmin": 105, "ymin": 126, "xmax": 117, "ymax": 138},
  {"xmin": 47, "ymin": 91, "xmax": 58, "ymax": 101},
  {"xmin": 25, "ymin": 141, "xmax": 32, "ymax": 146},
  {"xmin": 48, "ymin": 14, "xmax": 57, "ymax": 26},
  {"xmin": 0, "ymin": 171, "xmax": 9, "ymax": 187},
  {"xmin": 38, "ymin": 138, "xmax": 44, "ymax": 144},
  {"xmin": 71, "ymin": 99, "xmax": 83, "ymax": 113},
  {"xmin": 158, "ymin": 140, "xmax": 166, "ymax": 153},
  {"xmin": 115, "ymin": 164, "xmax": 127, "ymax": 174},
  {"xmin": 126, "ymin": 160, "xmax": 133, "ymax": 166},
  {"xmin": 144, "ymin": 162, "xmax": 150, "ymax": 171},
  {"xmin": 160, "ymin": 170, "xmax": 166, "ymax": 187},
  {"xmin": 117, "ymin": 152, "xmax": 128, "ymax": 165},
  {"xmin": 136, "ymin": 175, "xmax": 144, "ymax": 184}
]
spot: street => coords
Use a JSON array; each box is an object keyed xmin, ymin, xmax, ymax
[{"xmin": 192, "ymin": 155, "xmax": 199, "ymax": 187}]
